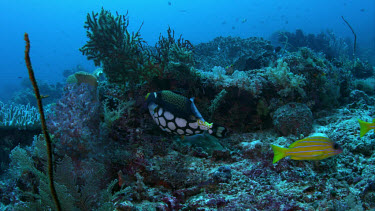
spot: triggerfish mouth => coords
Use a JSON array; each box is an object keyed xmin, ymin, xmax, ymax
[
  {"xmin": 271, "ymin": 136, "xmax": 342, "ymax": 164},
  {"xmin": 145, "ymin": 90, "xmax": 227, "ymax": 138}
]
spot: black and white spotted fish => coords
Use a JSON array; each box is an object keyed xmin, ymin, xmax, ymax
[{"xmin": 145, "ymin": 90, "xmax": 227, "ymax": 138}]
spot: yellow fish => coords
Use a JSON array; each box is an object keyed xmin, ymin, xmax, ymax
[
  {"xmin": 358, "ymin": 119, "xmax": 375, "ymax": 137},
  {"xmin": 271, "ymin": 136, "xmax": 342, "ymax": 164}
]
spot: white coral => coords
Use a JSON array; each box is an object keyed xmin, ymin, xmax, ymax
[
  {"xmin": 0, "ymin": 102, "xmax": 40, "ymax": 130},
  {"xmin": 266, "ymin": 59, "xmax": 306, "ymax": 97},
  {"xmin": 197, "ymin": 66, "xmax": 264, "ymax": 98}
]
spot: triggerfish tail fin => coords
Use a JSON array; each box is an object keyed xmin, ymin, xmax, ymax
[
  {"xmin": 271, "ymin": 144, "xmax": 288, "ymax": 164},
  {"xmin": 358, "ymin": 119, "xmax": 372, "ymax": 137},
  {"xmin": 211, "ymin": 124, "xmax": 228, "ymax": 138}
]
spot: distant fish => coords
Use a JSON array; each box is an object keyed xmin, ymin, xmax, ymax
[
  {"xmin": 358, "ymin": 119, "xmax": 375, "ymax": 137},
  {"xmin": 241, "ymin": 18, "xmax": 247, "ymax": 23},
  {"xmin": 221, "ymin": 21, "xmax": 227, "ymax": 25},
  {"xmin": 168, "ymin": 1, "xmax": 171, "ymax": 6},
  {"xmin": 360, "ymin": 8, "xmax": 365, "ymax": 12},
  {"xmin": 271, "ymin": 136, "xmax": 342, "ymax": 163},
  {"xmin": 225, "ymin": 64, "xmax": 234, "ymax": 75},
  {"xmin": 17, "ymin": 76, "xmax": 23, "ymax": 79},
  {"xmin": 285, "ymin": 20, "xmax": 288, "ymax": 24},
  {"xmin": 231, "ymin": 26, "xmax": 235, "ymax": 30}
]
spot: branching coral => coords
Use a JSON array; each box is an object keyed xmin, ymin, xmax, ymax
[
  {"xmin": 0, "ymin": 102, "xmax": 40, "ymax": 130},
  {"xmin": 80, "ymin": 8, "xmax": 160, "ymax": 86},
  {"xmin": 155, "ymin": 27, "xmax": 194, "ymax": 68}
]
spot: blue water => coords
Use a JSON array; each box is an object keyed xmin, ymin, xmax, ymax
[{"xmin": 0, "ymin": 0, "xmax": 374, "ymax": 100}]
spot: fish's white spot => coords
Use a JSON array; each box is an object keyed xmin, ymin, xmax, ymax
[
  {"xmin": 164, "ymin": 111, "xmax": 174, "ymax": 120},
  {"xmin": 189, "ymin": 122, "xmax": 198, "ymax": 129},
  {"xmin": 176, "ymin": 117, "xmax": 187, "ymax": 127},
  {"xmin": 158, "ymin": 107, "xmax": 163, "ymax": 116},
  {"xmin": 148, "ymin": 103, "xmax": 158, "ymax": 117},
  {"xmin": 165, "ymin": 128, "xmax": 171, "ymax": 133},
  {"xmin": 195, "ymin": 130, "xmax": 201, "ymax": 134},
  {"xmin": 186, "ymin": 129, "xmax": 193, "ymax": 134},
  {"xmin": 177, "ymin": 129, "xmax": 184, "ymax": 135},
  {"xmin": 159, "ymin": 117, "xmax": 166, "ymax": 127},
  {"xmin": 209, "ymin": 129, "xmax": 213, "ymax": 134},
  {"xmin": 168, "ymin": 122, "xmax": 176, "ymax": 130},
  {"xmin": 154, "ymin": 117, "xmax": 159, "ymax": 125},
  {"xmin": 199, "ymin": 125, "xmax": 208, "ymax": 130}
]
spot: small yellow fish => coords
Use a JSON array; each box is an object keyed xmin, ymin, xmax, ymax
[
  {"xmin": 271, "ymin": 136, "xmax": 342, "ymax": 164},
  {"xmin": 358, "ymin": 119, "xmax": 375, "ymax": 137}
]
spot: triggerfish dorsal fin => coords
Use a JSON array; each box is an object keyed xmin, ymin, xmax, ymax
[
  {"xmin": 190, "ymin": 97, "xmax": 204, "ymax": 121},
  {"xmin": 271, "ymin": 144, "xmax": 288, "ymax": 164},
  {"xmin": 358, "ymin": 119, "xmax": 373, "ymax": 137},
  {"xmin": 171, "ymin": 90, "xmax": 184, "ymax": 95}
]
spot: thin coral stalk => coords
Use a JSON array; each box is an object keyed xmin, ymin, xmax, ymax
[
  {"xmin": 24, "ymin": 33, "xmax": 62, "ymax": 211},
  {"xmin": 341, "ymin": 16, "xmax": 357, "ymax": 56}
]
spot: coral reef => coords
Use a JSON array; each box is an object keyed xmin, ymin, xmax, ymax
[
  {"xmin": 274, "ymin": 29, "xmax": 351, "ymax": 60},
  {"xmin": 3, "ymin": 8, "xmax": 375, "ymax": 211},
  {"xmin": 352, "ymin": 58, "xmax": 374, "ymax": 78},
  {"xmin": 12, "ymin": 79, "xmax": 63, "ymax": 107},
  {"xmin": 194, "ymin": 36, "xmax": 276, "ymax": 71}
]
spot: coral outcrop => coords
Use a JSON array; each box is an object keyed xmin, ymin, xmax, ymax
[
  {"xmin": 194, "ymin": 36, "xmax": 276, "ymax": 71},
  {"xmin": 272, "ymin": 103, "xmax": 313, "ymax": 136}
]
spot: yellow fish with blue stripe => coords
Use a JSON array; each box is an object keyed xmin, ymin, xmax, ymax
[
  {"xmin": 358, "ymin": 119, "xmax": 375, "ymax": 137},
  {"xmin": 271, "ymin": 136, "xmax": 342, "ymax": 164},
  {"xmin": 145, "ymin": 90, "xmax": 227, "ymax": 138}
]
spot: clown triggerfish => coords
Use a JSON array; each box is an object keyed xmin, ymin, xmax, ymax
[{"xmin": 145, "ymin": 90, "xmax": 227, "ymax": 138}]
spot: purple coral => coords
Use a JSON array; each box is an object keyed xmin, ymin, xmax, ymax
[{"xmin": 47, "ymin": 84, "xmax": 100, "ymax": 160}]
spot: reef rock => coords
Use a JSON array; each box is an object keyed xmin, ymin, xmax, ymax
[{"xmin": 272, "ymin": 103, "xmax": 313, "ymax": 136}]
